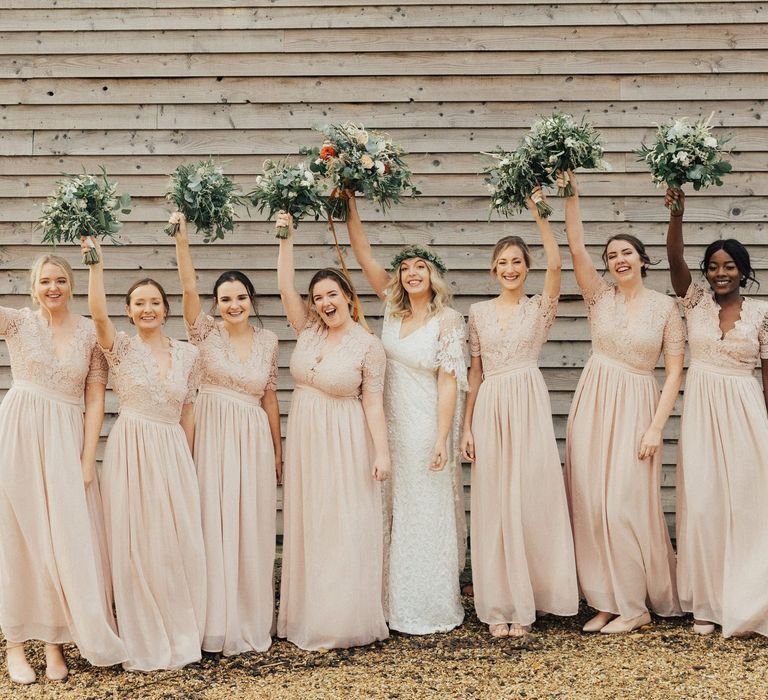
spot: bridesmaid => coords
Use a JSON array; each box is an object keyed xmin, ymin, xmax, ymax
[
  {"xmin": 346, "ymin": 194, "xmax": 467, "ymax": 635},
  {"xmin": 173, "ymin": 212, "xmax": 281, "ymax": 655},
  {"xmin": 0, "ymin": 254, "xmax": 125, "ymax": 684},
  {"xmin": 563, "ymin": 172, "xmax": 683, "ymax": 633},
  {"xmin": 461, "ymin": 193, "xmax": 578, "ymax": 638},
  {"xmin": 275, "ymin": 212, "xmax": 390, "ymax": 650},
  {"xmin": 666, "ymin": 188, "xmax": 768, "ymax": 637},
  {"xmin": 84, "ymin": 237, "xmax": 207, "ymax": 671}
]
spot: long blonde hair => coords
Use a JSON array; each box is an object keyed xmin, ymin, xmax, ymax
[
  {"xmin": 386, "ymin": 257, "xmax": 452, "ymax": 320},
  {"xmin": 29, "ymin": 254, "xmax": 75, "ymax": 306}
]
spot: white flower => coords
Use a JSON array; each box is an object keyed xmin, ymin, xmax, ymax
[
  {"xmin": 356, "ymin": 131, "xmax": 369, "ymax": 146},
  {"xmin": 564, "ymin": 137, "xmax": 577, "ymax": 148},
  {"xmin": 375, "ymin": 160, "xmax": 385, "ymax": 175},
  {"xmin": 303, "ymin": 170, "xmax": 315, "ymax": 184},
  {"xmin": 674, "ymin": 151, "xmax": 691, "ymax": 166},
  {"xmin": 703, "ymin": 136, "xmax": 718, "ymax": 148}
]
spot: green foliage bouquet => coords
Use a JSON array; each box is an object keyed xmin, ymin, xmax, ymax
[
  {"xmin": 302, "ymin": 122, "xmax": 420, "ymax": 220},
  {"xmin": 38, "ymin": 168, "xmax": 131, "ymax": 265},
  {"xmin": 164, "ymin": 159, "xmax": 246, "ymax": 242},
  {"xmin": 526, "ymin": 112, "xmax": 608, "ymax": 196},
  {"xmin": 482, "ymin": 147, "xmax": 555, "ymax": 219},
  {"xmin": 636, "ymin": 115, "xmax": 732, "ymax": 212},
  {"xmin": 248, "ymin": 159, "xmax": 329, "ymax": 239}
]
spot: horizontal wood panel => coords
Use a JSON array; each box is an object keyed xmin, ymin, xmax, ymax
[
  {"xmin": 4, "ymin": 50, "xmax": 767, "ymax": 79},
  {"xmin": 4, "ymin": 74, "xmax": 767, "ymax": 104},
  {"xmin": 1, "ymin": 5, "xmax": 765, "ymax": 31},
  {"xmin": 3, "ymin": 25, "xmax": 768, "ymax": 54}
]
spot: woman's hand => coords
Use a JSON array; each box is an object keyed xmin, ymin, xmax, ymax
[
  {"xmin": 275, "ymin": 453, "xmax": 283, "ymax": 485},
  {"xmin": 81, "ymin": 457, "xmax": 96, "ymax": 488},
  {"xmin": 80, "ymin": 236, "xmax": 103, "ymax": 264},
  {"xmin": 460, "ymin": 428, "xmax": 475, "ymax": 463},
  {"xmin": 638, "ymin": 426, "xmax": 662, "ymax": 460},
  {"xmin": 429, "ymin": 439, "xmax": 449, "ymax": 472},
  {"xmin": 169, "ymin": 211, "xmax": 188, "ymax": 239},
  {"xmin": 276, "ymin": 211, "xmax": 293, "ymax": 235},
  {"xmin": 372, "ymin": 454, "xmax": 391, "ymax": 482},
  {"xmin": 665, "ymin": 187, "xmax": 685, "ymax": 215},
  {"xmin": 557, "ymin": 169, "xmax": 578, "ymax": 197}
]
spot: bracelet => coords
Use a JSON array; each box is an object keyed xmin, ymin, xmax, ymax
[{"xmin": 670, "ymin": 212, "xmax": 683, "ymax": 218}]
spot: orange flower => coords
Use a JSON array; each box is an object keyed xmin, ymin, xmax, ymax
[{"xmin": 320, "ymin": 144, "xmax": 337, "ymax": 161}]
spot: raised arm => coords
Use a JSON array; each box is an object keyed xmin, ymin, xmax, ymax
[
  {"xmin": 276, "ymin": 212, "xmax": 307, "ymax": 330},
  {"xmin": 665, "ymin": 188, "xmax": 692, "ymax": 297},
  {"xmin": 528, "ymin": 189, "xmax": 561, "ymax": 299},
  {"xmin": 345, "ymin": 193, "xmax": 390, "ymax": 300},
  {"xmin": 172, "ymin": 212, "xmax": 203, "ymax": 325},
  {"xmin": 81, "ymin": 237, "xmax": 116, "ymax": 350},
  {"xmin": 562, "ymin": 172, "xmax": 601, "ymax": 294}
]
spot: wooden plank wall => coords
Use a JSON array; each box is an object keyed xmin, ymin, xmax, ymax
[{"xmin": 1, "ymin": 1, "xmax": 766, "ymax": 536}]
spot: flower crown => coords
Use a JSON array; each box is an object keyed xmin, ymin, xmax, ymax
[{"xmin": 389, "ymin": 246, "xmax": 447, "ymax": 275}]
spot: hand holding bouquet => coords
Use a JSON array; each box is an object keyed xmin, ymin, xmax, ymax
[
  {"xmin": 164, "ymin": 159, "xmax": 246, "ymax": 242},
  {"xmin": 248, "ymin": 159, "xmax": 328, "ymax": 239},
  {"xmin": 526, "ymin": 112, "xmax": 608, "ymax": 196},
  {"xmin": 636, "ymin": 115, "xmax": 732, "ymax": 212},
  {"xmin": 302, "ymin": 122, "xmax": 420, "ymax": 220},
  {"xmin": 482, "ymin": 146, "xmax": 555, "ymax": 219},
  {"xmin": 38, "ymin": 168, "xmax": 131, "ymax": 265}
]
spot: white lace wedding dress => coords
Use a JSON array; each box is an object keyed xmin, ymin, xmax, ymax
[{"xmin": 381, "ymin": 304, "xmax": 467, "ymax": 634}]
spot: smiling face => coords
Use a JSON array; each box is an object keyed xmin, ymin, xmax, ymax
[
  {"xmin": 311, "ymin": 277, "xmax": 352, "ymax": 329},
  {"xmin": 216, "ymin": 280, "xmax": 252, "ymax": 325},
  {"xmin": 34, "ymin": 262, "xmax": 72, "ymax": 313},
  {"xmin": 705, "ymin": 248, "xmax": 741, "ymax": 296},
  {"xmin": 493, "ymin": 244, "xmax": 529, "ymax": 293},
  {"xmin": 605, "ymin": 238, "xmax": 644, "ymax": 284},
  {"xmin": 399, "ymin": 257, "xmax": 432, "ymax": 299},
  {"xmin": 126, "ymin": 283, "xmax": 167, "ymax": 330}
]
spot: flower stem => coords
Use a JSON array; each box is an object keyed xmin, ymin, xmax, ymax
[{"xmin": 275, "ymin": 225, "xmax": 290, "ymax": 239}]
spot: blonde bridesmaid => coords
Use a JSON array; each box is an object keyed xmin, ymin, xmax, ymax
[
  {"xmin": 275, "ymin": 213, "xmax": 390, "ymax": 650},
  {"xmin": 563, "ymin": 173, "xmax": 683, "ymax": 633},
  {"xmin": 173, "ymin": 211, "xmax": 281, "ymax": 655},
  {"xmin": 461, "ymin": 193, "xmax": 578, "ymax": 638},
  {"xmin": 84, "ymin": 237, "xmax": 206, "ymax": 671},
  {"xmin": 0, "ymin": 254, "xmax": 125, "ymax": 684},
  {"xmin": 666, "ymin": 188, "xmax": 768, "ymax": 637}
]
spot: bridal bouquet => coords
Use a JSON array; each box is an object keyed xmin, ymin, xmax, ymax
[
  {"xmin": 526, "ymin": 112, "xmax": 608, "ymax": 196},
  {"xmin": 636, "ymin": 115, "xmax": 732, "ymax": 212},
  {"xmin": 248, "ymin": 159, "xmax": 329, "ymax": 239},
  {"xmin": 38, "ymin": 168, "xmax": 131, "ymax": 265},
  {"xmin": 302, "ymin": 122, "xmax": 420, "ymax": 220},
  {"xmin": 482, "ymin": 147, "xmax": 554, "ymax": 219},
  {"xmin": 164, "ymin": 159, "xmax": 246, "ymax": 242}
]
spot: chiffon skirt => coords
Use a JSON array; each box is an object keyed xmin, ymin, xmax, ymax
[
  {"xmin": 471, "ymin": 364, "xmax": 578, "ymax": 626},
  {"xmin": 194, "ymin": 385, "xmax": 276, "ymax": 655},
  {"xmin": 565, "ymin": 354, "xmax": 681, "ymax": 619},
  {"xmin": 676, "ymin": 362, "xmax": 768, "ymax": 637},
  {"xmin": 0, "ymin": 381, "xmax": 125, "ymax": 665},
  {"xmin": 101, "ymin": 408, "xmax": 206, "ymax": 671},
  {"xmin": 278, "ymin": 385, "xmax": 387, "ymax": 650}
]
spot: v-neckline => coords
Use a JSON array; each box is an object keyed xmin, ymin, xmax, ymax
[
  {"xmin": 397, "ymin": 315, "xmax": 431, "ymax": 341},
  {"xmin": 137, "ymin": 335, "xmax": 174, "ymax": 383},
  {"xmin": 713, "ymin": 294, "xmax": 745, "ymax": 341},
  {"xmin": 492, "ymin": 297, "xmax": 526, "ymax": 333},
  {"xmin": 37, "ymin": 312, "xmax": 80, "ymax": 364},
  {"xmin": 316, "ymin": 323, "xmax": 354, "ymax": 363},
  {"xmin": 220, "ymin": 323, "xmax": 255, "ymax": 366}
]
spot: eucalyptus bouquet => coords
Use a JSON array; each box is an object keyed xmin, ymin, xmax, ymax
[
  {"xmin": 248, "ymin": 159, "xmax": 329, "ymax": 238},
  {"xmin": 482, "ymin": 146, "xmax": 555, "ymax": 219},
  {"xmin": 302, "ymin": 122, "xmax": 420, "ymax": 220},
  {"xmin": 38, "ymin": 168, "xmax": 131, "ymax": 265},
  {"xmin": 636, "ymin": 115, "xmax": 732, "ymax": 212},
  {"xmin": 526, "ymin": 112, "xmax": 608, "ymax": 196},
  {"xmin": 164, "ymin": 159, "xmax": 247, "ymax": 242}
]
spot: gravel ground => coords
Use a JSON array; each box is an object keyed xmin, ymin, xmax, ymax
[{"xmin": 2, "ymin": 569, "xmax": 767, "ymax": 700}]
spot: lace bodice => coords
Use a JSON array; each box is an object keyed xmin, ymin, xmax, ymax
[
  {"xmin": 581, "ymin": 278, "xmax": 685, "ymax": 371},
  {"xmin": 468, "ymin": 295, "xmax": 557, "ymax": 372},
  {"xmin": 681, "ymin": 282, "xmax": 768, "ymax": 370},
  {"xmin": 289, "ymin": 318, "xmax": 385, "ymax": 399},
  {"xmin": 102, "ymin": 331, "xmax": 200, "ymax": 422},
  {"xmin": 0, "ymin": 307, "xmax": 107, "ymax": 398},
  {"xmin": 186, "ymin": 312, "xmax": 278, "ymax": 399},
  {"xmin": 381, "ymin": 305, "xmax": 468, "ymax": 391}
]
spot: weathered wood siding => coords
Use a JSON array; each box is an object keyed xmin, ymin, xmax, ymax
[{"xmin": 1, "ymin": 1, "xmax": 766, "ymax": 535}]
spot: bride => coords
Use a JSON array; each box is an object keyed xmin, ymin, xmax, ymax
[{"xmin": 346, "ymin": 193, "xmax": 466, "ymax": 634}]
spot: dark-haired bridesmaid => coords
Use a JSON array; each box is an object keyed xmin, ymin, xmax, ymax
[
  {"xmin": 563, "ymin": 172, "xmax": 683, "ymax": 634},
  {"xmin": 665, "ymin": 188, "xmax": 768, "ymax": 638},
  {"xmin": 84, "ymin": 237, "xmax": 206, "ymax": 671},
  {"xmin": 173, "ymin": 212, "xmax": 282, "ymax": 655}
]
